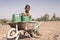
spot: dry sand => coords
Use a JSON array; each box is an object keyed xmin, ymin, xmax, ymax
[
  {"xmin": 0, "ymin": 21, "xmax": 60, "ymax": 40},
  {"xmin": 0, "ymin": 24, "xmax": 11, "ymax": 40}
]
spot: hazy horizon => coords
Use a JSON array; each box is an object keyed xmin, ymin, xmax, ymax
[{"xmin": 0, "ymin": 0, "xmax": 60, "ymax": 19}]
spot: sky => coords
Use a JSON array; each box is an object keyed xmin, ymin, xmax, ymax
[{"xmin": 0, "ymin": 0, "xmax": 60, "ymax": 19}]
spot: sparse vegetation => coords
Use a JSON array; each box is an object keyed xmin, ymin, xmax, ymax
[
  {"xmin": 33, "ymin": 13, "xmax": 60, "ymax": 21},
  {"xmin": 0, "ymin": 19, "xmax": 11, "ymax": 24}
]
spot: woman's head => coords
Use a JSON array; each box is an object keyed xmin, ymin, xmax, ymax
[{"xmin": 25, "ymin": 5, "xmax": 30, "ymax": 13}]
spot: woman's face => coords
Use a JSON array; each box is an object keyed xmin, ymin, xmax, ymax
[{"xmin": 25, "ymin": 6, "xmax": 30, "ymax": 12}]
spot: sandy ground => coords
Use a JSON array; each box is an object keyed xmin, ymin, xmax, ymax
[
  {"xmin": 0, "ymin": 24, "xmax": 11, "ymax": 40},
  {"xmin": 0, "ymin": 21, "xmax": 60, "ymax": 40}
]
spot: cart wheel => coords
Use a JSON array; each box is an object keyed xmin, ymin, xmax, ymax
[{"xmin": 7, "ymin": 28, "xmax": 16, "ymax": 39}]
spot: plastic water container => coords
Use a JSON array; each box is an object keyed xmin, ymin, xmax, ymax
[
  {"xmin": 21, "ymin": 16, "xmax": 31, "ymax": 22},
  {"xmin": 12, "ymin": 14, "xmax": 22, "ymax": 23}
]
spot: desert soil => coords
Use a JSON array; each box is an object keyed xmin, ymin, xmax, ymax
[{"xmin": 0, "ymin": 21, "xmax": 60, "ymax": 40}]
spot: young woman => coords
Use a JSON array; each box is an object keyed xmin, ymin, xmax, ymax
[
  {"xmin": 22, "ymin": 4, "xmax": 31, "ymax": 18},
  {"xmin": 21, "ymin": 5, "xmax": 40, "ymax": 37}
]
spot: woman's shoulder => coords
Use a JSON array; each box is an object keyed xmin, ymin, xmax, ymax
[
  {"xmin": 21, "ymin": 11, "xmax": 31, "ymax": 16},
  {"xmin": 21, "ymin": 12, "xmax": 25, "ymax": 15}
]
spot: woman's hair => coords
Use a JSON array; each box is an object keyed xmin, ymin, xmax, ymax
[{"xmin": 25, "ymin": 4, "xmax": 30, "ymax": 9}]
